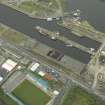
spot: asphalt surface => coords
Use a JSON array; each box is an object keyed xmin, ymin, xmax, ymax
[{"xmin": 0, "ymin": 4, "xmax": 101, "ymax": 64}]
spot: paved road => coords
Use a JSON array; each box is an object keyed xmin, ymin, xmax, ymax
[
  {"xmin": 0, "ymin": 4, "xmax": 101, "ymax": 64},
  {"xmin": 52, "ymin": 79, "xmax": 71, "ymax": 105}
]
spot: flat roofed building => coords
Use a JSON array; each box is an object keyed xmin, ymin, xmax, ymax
[
  {"xmin": 2, "ymin": 59, "xmax": 17, "ymax": 72},
  {"xmin": 30, "ymin": 62, "xmax": 40, "ymax": 72},
  {"xmin": 100, "ymin": 47, "xmax": 105, "ymax": 55},
  {"xmin": 2, "ymin": 63, "xmax": 13, "ymax": 72},
  {"xmin": 53, "ymin": 90, "xmax": 59, "ymax": 95},
  {"xmin": 6, "ymin": 59, "xmax": 17, "ymax": 67},
  {"xmin": 101, "ymin": 51, "xmax": 105, "ymax": 55},
  {"xmin": 38, "ymin": 71, "xmax": 46, "ymax": 77},
  {"xmin": 0, "ymin": 76, "xmax": 3, "ymax": 82}
]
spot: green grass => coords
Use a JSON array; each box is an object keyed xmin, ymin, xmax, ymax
[
  {"xmin": 0, "ymin": 25, "xmax": 5, "ymax": 32},
  {"xmin": 19, "ymin": 1, "xmax": 35, "ymax": 13},
  {"xmin": 12, "ymin": 80, "xmax": 51, "ymax": 105},
  {"xmin": 19, "ymin": 1, "xmax": 54, "ymax": 13},
  {"xmin": 38, "ymin": 0, "xmax": 59, "ymax": 10},
  {"xmin": 3, "ymin": 29, "xmax": 28, "ymax": 44},
  {"xmin": 62, "ymin": 86, "xmax": 105, "ymax": 105},
  {"xmin": 0, "ymin": 88, "xmax": 18, "ymax": 105}
]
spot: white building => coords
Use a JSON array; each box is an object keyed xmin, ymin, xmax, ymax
[
  {"xmin": 53, "ymin": 90, "xmax": 59, "ymax": 95},
  {"xmin": 0, "ymin": 76, "xmax": 3, "ymax": 82},
  {"xmin": 38, "ymin": 71, "xmax": 46, "ymax": 77},
  {"xmin": 30, "ymin": 62, "xmax": 40, "ymax": 72},
  {"xmin": 2, "ymin": 59, "xmax": 17, "ymax": 72}
]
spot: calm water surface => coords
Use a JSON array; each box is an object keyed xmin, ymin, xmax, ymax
[{"xmin": 66, "ymin": 0, "xmax": 105, "ymax": 33}]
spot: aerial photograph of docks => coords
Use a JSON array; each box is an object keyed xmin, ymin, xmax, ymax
[{"xmin": 0, "ymin": 0, "xmax": 105, "ymax": 105}]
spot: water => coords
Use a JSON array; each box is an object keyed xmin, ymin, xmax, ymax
[
  {"xmin": 66, "ymin": 0, "xmax": 105, "ymax": 33},
  {"xmin": 0, "ymin": 4, "xmax": 102, "ymax": 64},
  {"xmin": 0, "ymin": 4, "xmax": 92, "ymax": 64}
]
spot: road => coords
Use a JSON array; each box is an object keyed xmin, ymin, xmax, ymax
[
  {"xmin": 52, "ymin": 79, "xmax": 71, "ymax": 105},
  {"xmin": 0, "ymin": 4, "xmax": 101, "ymax": 64}
]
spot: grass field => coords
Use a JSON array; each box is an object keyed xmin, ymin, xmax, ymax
[
  {"xmin": 0, "ymin": 88, "xmax": 18, "ymax": 105},
  {"xmin": 61, "ymin": 86, "xmax": 105, "ymax": 105},
  {"xmin": 12, "ymin": 80, "xmax": 51, "ymax": 105},
  {"xmin": 2, "ymin": 29, "xmax": 29, "ymax": 45},
  {"xmin": 19, "ymin": 1, "xmax": 54, "ymax": 13}
]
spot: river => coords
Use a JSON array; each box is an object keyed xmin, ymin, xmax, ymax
[
  {"xmin": 66, "ymin": 0, "xmax": 105, "ymax": 33},
  {"xmin": 0, "ymin": 4, "xmax": 102, "ymax": 64}
]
